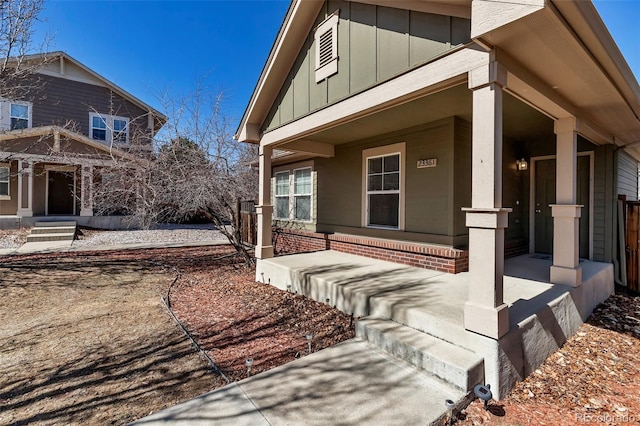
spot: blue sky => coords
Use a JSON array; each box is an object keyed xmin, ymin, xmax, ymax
[{"xmin": 35, "ymin": 0, "xmax": 639, "ymax": 127}]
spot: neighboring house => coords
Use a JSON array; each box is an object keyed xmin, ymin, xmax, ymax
[
  {"xmin": 0, "ymin": 51, "xmax": 165, "ymax": 228},
  {"xmin": 236, "ymin": 0, "xmax": 640, "ymax": 396}
]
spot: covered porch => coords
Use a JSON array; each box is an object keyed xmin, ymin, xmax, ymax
[{"xmin": 256, "ymin": 250, "xmax": 613, "ymax": 399}]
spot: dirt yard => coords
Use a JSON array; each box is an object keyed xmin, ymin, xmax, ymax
[{"xmin": 0, "ymin": 246, "xmax": 354, "ymax": 425}]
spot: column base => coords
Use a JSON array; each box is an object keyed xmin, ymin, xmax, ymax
[
  {"xmin": 80, "ymin": 208, "xmax": 94, "ymax": 217},
  {"xmin": 16, "ymin": 209, "xmax": 33, "ymax": 218},
  {"xmin": 550, "ymin": 264, "xmax": 582, "ymax": 287},
  {"xmin": 464, "ymin": 301, "xmax": 509, "ymax": 339},
  {"xmin": 255, "ymin": 245, "xmax": 274, "ymax": 260}
]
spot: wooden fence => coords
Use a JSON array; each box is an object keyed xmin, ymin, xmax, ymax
[
  {"xmin": 626, "ymin": 201, "xmax": 640, "ymax": 292},
  {"xmin": 237, "ymin": 200, "xmax": 257, "ymax": 246}
]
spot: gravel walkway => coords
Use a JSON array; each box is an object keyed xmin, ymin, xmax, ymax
[{"xmin": 0, "ymin": 224, "xmax": 227, "ymax": 250}]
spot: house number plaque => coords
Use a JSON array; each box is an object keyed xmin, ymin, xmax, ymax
[{"xmin": 417, "ymin": 158, "xmax": 437, "ymax": 168}]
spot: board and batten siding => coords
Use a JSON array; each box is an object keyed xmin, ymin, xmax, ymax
[
  {"xmin": 617, "ymin": 150, "xmax": 639, "ymax": 201},
  {"xmin": 263, "ymin": 0, "xmax": 471, "ymax": 132}
]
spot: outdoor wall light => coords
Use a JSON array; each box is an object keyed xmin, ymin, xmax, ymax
[
  {"xmin": 516, "ymin": 158, "xmax": 528, "ymax": 171},
  {"xmin": 473, "ymin": 384, "xmax": 493, "ymax": 410},
  {"xmin": 305, "ymin": 333, "xmax": 313, "ymax": 354},
  {"xmin": 245, "ymin": 358, "xmax": 254, "ymax": 377}
]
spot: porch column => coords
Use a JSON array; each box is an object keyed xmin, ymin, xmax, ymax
[
  {"xmin": 80, "ymin": 165, "xmax": 94, "ymax": 216},
  {"xmin": 255, "ymin": 145, "xmax": 274, "ymax": 259},
  {"xmin": 462, "ymin": 60, "xmax": 511, "ymax": 339},
  {"xmin": 16, "ymin": 160, "xmax": 33, "ymax": 217},
  {"xmin": 550, "ymin": 117, "xmax": 582, "ymax": 287}
]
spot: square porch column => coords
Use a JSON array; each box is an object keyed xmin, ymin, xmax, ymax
[
  {"xmin": 16, "ymin": 160, "xmax": 33, "ymax": 217},
  {"xmin": 463, "ymin": 60, "xmax": 511, "ymax": 339},
  {"xmin": 550, "ymin": 117, "xmax": 582, "ymax": 287},
  {"xmin": 80, "ymin": 165, "xmax": 94, "ymax": 216},
  {"xmin": 255, "ymin": 145, "xmax": 274, "ymax": 259}
]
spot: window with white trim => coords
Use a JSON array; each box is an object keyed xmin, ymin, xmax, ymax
[
  {"xmin": 10, "ymin": 103, "xmax": 30, "ymax": 130},
  {"xmin": 293, "ymin": 168, "xmax": 312, "ymax": 221},
  {"xmin": 90, "ymin": 113, "xmax": 129, "ymax": 144},
  {"xmin": 314, "ymin": 11, "xmax": 339, "ymax": 83},
  {"xmin": 363, "ymin": 143, "xmax": 405, "ymax": 230},
  {"xmin": 0, "ymin": 165, "xmax": 9, "ymax": 198},
  {"xmin": 274, "ymin": 171, "xmax": 290, "ymax": 219}
]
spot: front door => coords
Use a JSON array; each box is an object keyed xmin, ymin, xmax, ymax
[
  {"xmin": 534, "ymin": 156, "xmax": 590, "ymax": 258},
  {"xmin": 48, "ymin": 170, "xmax": 75, "ymax": 215}
]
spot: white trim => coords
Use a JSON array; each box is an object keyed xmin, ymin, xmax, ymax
[
  {"xmin": 529, "ymin": 152, "xmax": 594, "ymax": 260},
  {"xmin": 362, "ymin": 142, "xmax": 406, "ymax": 230},
  {"xmin": 45, "ymin": 166, "xmax": 77, "ymax": 216},
  {"xmin": 89, "ymin": 112, "xmax": 130, "ymax": 145}
]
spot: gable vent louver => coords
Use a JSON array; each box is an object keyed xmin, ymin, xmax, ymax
[{"xmin": 318, "ymin": 28, "xmax": 333, "ymax": 68}]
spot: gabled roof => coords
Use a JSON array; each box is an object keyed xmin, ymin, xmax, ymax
[
  {"xmin": 235, "ymin": 0, "xmax": 640, "ymax": 149},
  {"xmin": 17, "ymin": 51, "xmax": 167, "ymax": 132}
]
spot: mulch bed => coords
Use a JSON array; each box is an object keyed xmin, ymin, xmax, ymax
[{"xmin": 459, "ymin": 293, "xmax": 640, "ymax": 425}]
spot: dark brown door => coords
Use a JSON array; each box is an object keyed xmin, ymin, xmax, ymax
[
  {"xmin": 48, "ymin": 171, "xmax": 75, "ymax": 215},
  {"xmin": 534, "ymin": 156, "xmax": 590, "ymax": 258}
]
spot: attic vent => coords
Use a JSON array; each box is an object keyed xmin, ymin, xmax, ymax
[
  {"xmin": 318, "ymin": 28, "xmax": 333, "ymax": 68},
  {"xmin": 314, "ymin": 11, "xmax": 339, "ymax": 83}
]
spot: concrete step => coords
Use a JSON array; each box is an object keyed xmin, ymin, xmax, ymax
[
  {"xmin": 30, "ymin": 226, "xmax": 77, "ymax": 235},
  {"xmin": 34, "ymin": 221, "xmax": 77, "ymax": 228},
  {"xmin": 356, "ymin": 318, "xmax": 484, "ymax": 392},
  {"xmin": 27, "ymin": 232, "xmax": 75, "ymax": 243}
]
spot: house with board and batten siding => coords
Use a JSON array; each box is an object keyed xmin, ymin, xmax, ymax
[
  {"xmin": 236, "ymin": 0, "xmax": 640, "ymax": 399},
  {"xmin": 0, "ymin": 52, "xmax": 165, "ymax": 229}
]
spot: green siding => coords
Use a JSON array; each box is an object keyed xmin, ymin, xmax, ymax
[
  {"xmin": 309, "ymin": 117, "xmax": 469, "ymax": 246},
  {"xmin": 263, "ymin": 2, "xmax": 471, "ymax": 132},
  {"xmin": 617, "ymin": 150, "xmax": 638, "ymax": 201}
]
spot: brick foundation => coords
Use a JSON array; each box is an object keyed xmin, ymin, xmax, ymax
[
  {"xmin": 272, "ymin": 228, "xmax": 469, "ymax": 274},
  {"xmin": 505, "ymin": 237, "xmax": 529, "ymax": 259}
]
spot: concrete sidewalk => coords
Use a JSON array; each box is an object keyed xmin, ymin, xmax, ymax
[
  {"xmin": 131, "ymin": 339, "xmax": 467, "ymax": 426},
  {"xmin": 0, "ymin": 239, "xmax": 230, "ymax": 255}
]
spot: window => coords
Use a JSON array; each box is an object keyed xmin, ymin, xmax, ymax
[
  {"xmin": 363, "ymin": 143, "xmax": 405, "ymax": 230},
  {"xmin": 275, "ymin": 171, "xmax": 290, "ymax": 219},
  {"xmin": 10, "ymin": 103, "xmax": 29, "ymax": 130},
  {"xmin": 0, "ymin": 166, "xmax": 9, "ymax": 197},
  {"xmin": 273, "ymin": 166, "xmax": 314, "ymax": 222},
  {"xmin": 314, "ymin": 11, "xmax": 339, "ymax": 83},
  {"xmin": 89, "ymin": 113, "xmax": 129, "ymax": 144},
  {"xmin": 294, "ymin": 168, "xmax": 312, "ymax": 221}
]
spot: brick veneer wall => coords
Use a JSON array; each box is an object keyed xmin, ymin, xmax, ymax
[
  {"xmin": 272, "ymin": 228, "xmax": 469, "ymax": 274},
  {"xmin": 505, "ymin": 237, "xmax": 529, "ymax": 259}
]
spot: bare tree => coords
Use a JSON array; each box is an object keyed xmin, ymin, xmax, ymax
[
  {"xmin": 0, "ymin": 0, "xmax": 51, "ymax": 100},
  {"xmin": 92, "ymin": 81, "xmax": 259, "ymax": 264}
]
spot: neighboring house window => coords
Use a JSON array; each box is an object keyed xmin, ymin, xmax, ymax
[
  {"xmin": 0, "ymin": 166, "xmax": 9, "ymax": 197},
  {"xmin": 90, "ymin": 113, "xmax": 129, "ymax": 144},
  {"xmin": 294, "ymin": 168, "xmax": 312, "ymax": 221},
  {"xmin": 363, "ymin": 143, "xmax": 405, "ymax": 230},
  {"xmin": 314, "ymin": 11, "xmax": 339, "ymax": 83},
  {"xmin": 10, "ymin": 103, "xmax": 30, "ymax": 130},
  {"xmin": 275, "ymin": 171, "xmax": 290, "ymax": 219}
]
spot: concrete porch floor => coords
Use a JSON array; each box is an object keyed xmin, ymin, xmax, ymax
[
  {"xmin": 133, "ymin": 251, "xmax": 613, "ymax": 425},
  {"xmin": 256, "ymin": 250, "xmax": 614, "ymax": 398}
]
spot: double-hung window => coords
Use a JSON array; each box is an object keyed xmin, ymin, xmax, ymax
[
  {"xmin": 0, "ymin": 165, "xmax": 9, "ymax": 198},
  {"xmin": 363, "ymin": 143, "xmax": 405, "ymax": 229},
  {"xmin": 274, "ymin": 171, "xmax": 290, "ymax": 219},
  {"xmin": 273, "ymin": 167, "xmax": 314, "ymax": 222},
  {"xmin": 90, "ymin": 113, "xmax": 129, "ymax": 144},
  {"xmin": 293, "ymin": 168, "xmax": 312, "ymax": 221},
  {"xmin": 10, "ymin": 103, "xmax": 29, "ymax": 130}
]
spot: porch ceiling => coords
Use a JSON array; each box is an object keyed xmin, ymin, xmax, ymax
[
  {"xmin": 480, "ymin": 3, "xmax": 640, "ymax": 146},
  {"xmin": 285, "ymin": 84, "xmax": 552, "ymax": 147}
]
